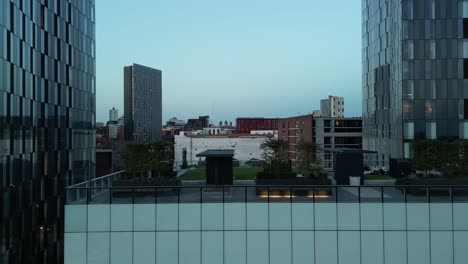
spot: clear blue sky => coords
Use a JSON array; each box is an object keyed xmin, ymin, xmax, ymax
[{"xmin": 96, "ymin": 0, "xmax": 362, "ymax": 123}]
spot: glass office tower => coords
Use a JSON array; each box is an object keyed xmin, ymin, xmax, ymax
[
  {"xmin": 0, "ymin": 0, "xmax": 96, "ymax": 263},
  {"xmin": 124, "ymin": 64, "xmax": 162, "ymax": 142},
  {"xmin": 363, "ymin": 0, "xmax": 468, "ymax": 166}
]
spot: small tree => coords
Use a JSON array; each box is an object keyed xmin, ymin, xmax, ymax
[
  {"xmin": 440, "ymin": 140, "xmax": 460, "ymax": 178},
  {"xmin": 123, "ymin": 143, "xmax": 149, "ymax": 179},
  {"xmin": 413, "ymin": 139, "xmax": 462, "ymax": 178},
  {"xmin": 147, "ymin": 140, "xmax": 174, "ymax": 178},
  {"xmin": 260, "ymin": 138, "xmax": 291, "ymax": 177},
  {"xmin": 459, "ymin": 140, "xmax": 468, "ymax": 176},
  {"xmin": 296, "ymin": 141, "xmax": 325, "ymax": 178},
  {"xmin": 123, "ymin": 140, "xmax": 174, "ymax": 179},
  {"xmin": 412, "ymin": 140, "xmax": 441, "ymax": 177}
]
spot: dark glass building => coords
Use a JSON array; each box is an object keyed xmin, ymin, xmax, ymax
[
  {"xmin": 363, "ymin": 0, "xmax": 468, "ymax": 166},
  {"xmin": 0, "ymin": 0, "xmax": 96, "ymax": 263},
  {"xmin": 124, "ymin": 64, "xmax": 162, "ymax": 142}
]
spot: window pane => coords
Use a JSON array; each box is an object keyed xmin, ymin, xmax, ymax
[
  {"xmin": 431, "ymin": 232, "xmax": 453, "ymax": 264},
  {"xmin": 134, "ymin": 232, "xmax": 156, "ymax": 264},
  {"xmin": 156, "ymin": 232, "xmax": 178, "ymax": 264},
  {"xmin": 426, "ymin": 122, "xmax": 437, "ymax": 139},
  {"xmin": 202, "ymin": 232, "xmax": 223, "ymax": 264},
  {"xmin": 202, "ymin": 203, "xmax": 223, "ymax": 230},
  {"xmin": 415, "ymin": 100, "xmax": 425, "ymax": 119},
  {"xmin": 225, "ymin": 231, "xmax": 246, "ymax": 264},
  {"xmin": 111, "ymin": 205, "xmax": 133, "ymax": 231},
  {"xmin": 270, "ymin": 231, "xmax": 291, "ymax": 264},
  {"xmin": 437, "ymin": 100, "xmax": 448, "ymax": 119},
  {"xmin": 247, "ymin": 203, "xmax": 268, "ymax": 230},
  {"xmin": 292, "ymin": 231, "xmax": 314, "ymax": 264},
  {"xmin": 247, "ymin": 231, "xmax": 268, "ymax": 264},
  {"xmin": 408, "ymin": 232, "xmax": 430, "ymax": 264},
  {"xmin": 316, "ymin": 231, "xmax": 337, "ymax": 264},
  {"xmin": 110, "ymin": 232, "xmax": 132, "ymax": 264},
  {"xmin": 403, "ymin": 80, "xmax": 414, "ymax": 99},
  {"xmin": 338, "ymin": 231, "xmax": 360, "ymax": 264},
  {"xmin": 315, "ymin": 204, "xmax": 337, "ymax": 230},
  {"xmin": 65, "ymin": 233, "xmax": 87, "ymax": 264},
  {"xmin": 180, "ymin": 232, "xmax": 201, "ymax": 264},
  {"xmin": 384, "ymin": 232, "xmax": 407, "ymax": 264},
  {"xmin": 87, "ymin": 233, "xmax": 110, "ymax": 264},
  {"xmin": 403, "ymin": 100, "xmax": 414, "ymax": 119},
  {"xmin": 454, "ymin": 232, "xmax": 468, "ymax": 264},
  {"xmin": 361, "ymin": 231, "xmax": 383, "ymax": 264}
]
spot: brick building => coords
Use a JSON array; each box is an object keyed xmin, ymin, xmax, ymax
[
  {"xmin": 277, "ymin": 115, "xmax": 315, "ymax": 164},
  {"xmin": 236, "ymin": 118, "xmax": 279, "ymax": 134}
]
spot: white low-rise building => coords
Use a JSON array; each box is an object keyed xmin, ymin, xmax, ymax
[
  {"xmin": 174, "ymin": 133, "xmax": 271, "ymax": 167},
  {"xmin": 250, "ymin": 130, "xmax": 278, "ymax": 138}
]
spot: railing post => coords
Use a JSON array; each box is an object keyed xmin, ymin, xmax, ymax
[
  {"xmin": 403, "ymin": 185, "xmax": 407, "ymax": 203},
  {"xmin": 155, "ymin": 187, "xmax": 158, "ymax": 204},
  {"xmin": 450, "ymin": 186, "xmax": 453, "ymax": 203},
  {"xmin": 312, "ymin": 187, "xmax": 316, "ymax": 203},
  {"xmin": 427, "ymin": 186, "xmax": 430, "ymax": 203},
  {"xmin": 358, "ymin": 186, "xmax": 361, "ymax": 204},
  {"xmin": 335, "ymin": 186, "xmax": 338, "ymax": 203},
  {"xmin": 290, "ymin": 186, "xmax": 292, "ymax": 203},
  {"xmin": 381, "ymin": 186, "xmax": 384, "ymax": 203},
  {"xmin": 267, "ymin": 186, "xmax": 270, "ymax": 203},
  {"xmin": 244, "ymin": 186, "xmax": 247, "ymax": 203}
]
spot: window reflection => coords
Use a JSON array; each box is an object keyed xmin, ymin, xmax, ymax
[{"xmin": 425, "ymin": 100, "xmax": 435, "ymax": 119}]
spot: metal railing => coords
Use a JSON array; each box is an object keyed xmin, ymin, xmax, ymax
[
  {"xmin": 67, "ymin": 170, "xmax": 124, "ymax": 204},
  {"xmin": 66, "ymin": 183, "xmax": 468, "ymax": 205}
]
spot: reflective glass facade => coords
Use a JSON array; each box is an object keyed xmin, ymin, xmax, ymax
[
  {"xmin": 0, "ymin": 0, "xmax": 96, "ymax": 263},
  {"xmin": 363, "ymin": 0, "xmax": 468, "ymax": 165},
  {"xmin": 124, "ymin": 64, "xmax": 162, "ymax": 142}
]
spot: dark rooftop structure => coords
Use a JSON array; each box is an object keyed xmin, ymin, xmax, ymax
[
  {"xmin": 197, "ymin": 150, "xmax": 235, "ymax": 185},
  {"xmin": 323, "ymin": 148, "xmax": 378, "ymax": 185}
]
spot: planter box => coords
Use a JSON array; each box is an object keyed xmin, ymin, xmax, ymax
[
  {"xmin": 256, "ymin": 172, "xmax": 297, "ymax": 179},
  {"xmin": 255, "ymin": 178, "xmax": 332, "ymax": 197},
  {"xmin": 396, "ymin": 178, "xmax": 468, "ymax": 196},
  {"xmin": 111, "ymin": 179, "xmax": 181, "ymax": 198}
]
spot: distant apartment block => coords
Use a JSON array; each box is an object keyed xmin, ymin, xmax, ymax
[
  {"xmin": 185, "ymin": 116, "xmax": 210, "ymax": 130},
  {"xmin": 278, "ymin": 114, "xmax": 362, "ymax": 169},
  {"xmin": 310, "ymin": 110, "xmax": 322, "ymax": 117},
  {"xmin": 236, "ymin": 118, "xmax": 279, "ymax": 134},
  {"xmin": 109, "ymin": 107, "xmax": 119, "ymax": 122},
  {"xmin": 314, "ymin": 117, "xmax": 363, "ymax": 169},
  {"xmin": 278, "ymin": 115, "xmax": 314, "ymax": 165},
  {"xmin": 124, "ymin": 64, "xmax": 162, "ymax": 141},
  {"xmin": 320, "ymin": 95, "xmax": 344, "ymax": 117}
]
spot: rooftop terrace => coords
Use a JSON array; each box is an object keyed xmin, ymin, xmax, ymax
[{"xmin": 66, "ymin": 171, "xmax": 468, "ymax": 205}]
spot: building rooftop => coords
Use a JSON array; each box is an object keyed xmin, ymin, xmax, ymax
[
  {"xmin": 66, "ymin": 172, "xmax": 468, "ymax": 205},
  {"xmin": 196, "ymin": 149, "xmax": 235, "ymax": 158}
]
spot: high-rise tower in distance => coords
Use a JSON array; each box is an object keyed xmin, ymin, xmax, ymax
[
  {"xmin": 320, "ymin": 95, "xmax": 344, "ymax": 118},
  {"xmin": 109, "ymin": 107, "xmax": 118, "ymax": 122},
  {"xmin": 124, "ymin": 64, "xmax": 162, "ymax": 142},
  {"xmin": 0, "ymin": 0, "xmax": 96, "ymax": 263},
  {"xmin": 363, "ymin": 0, "xmax": 468, "ymax": 166}
]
